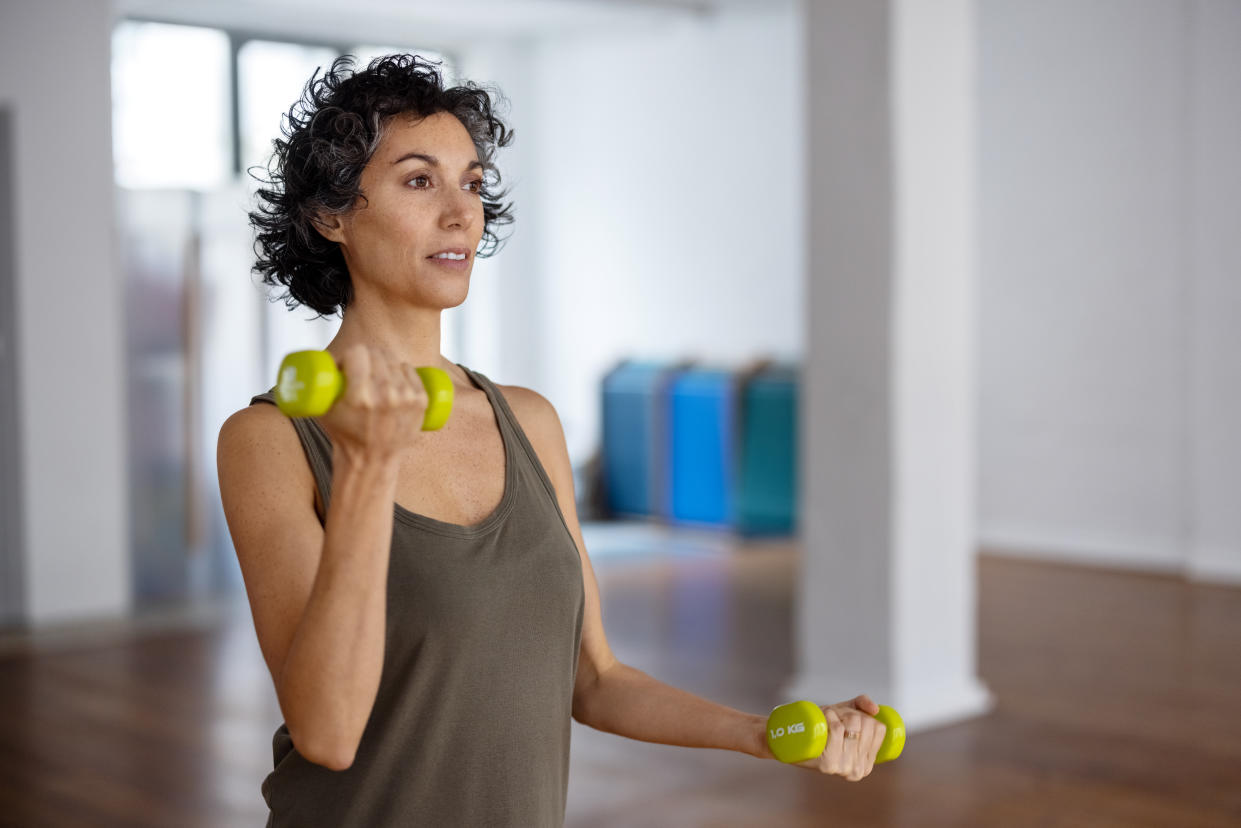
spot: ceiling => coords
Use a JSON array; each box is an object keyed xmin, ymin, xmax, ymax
[{"xmin": 112, "ymin": 0, "xmax": 777, "ymax": 48}]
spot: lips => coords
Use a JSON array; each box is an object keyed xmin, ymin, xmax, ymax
[
  {"xmin": 427, "ymin": 248, "xmax": 470, "ymax": 261},
  {"xmin": 426, "ymin": 247, "xmax": 471, "ymax": 271}
]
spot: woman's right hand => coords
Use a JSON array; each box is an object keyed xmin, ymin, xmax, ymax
[
  {"xmin": 792, "ymin": 695, "xmax": 886, "ymax": 782},
  {"xmin": 315, "ymin": 344, "xmax": 433, "ymax": 468}
]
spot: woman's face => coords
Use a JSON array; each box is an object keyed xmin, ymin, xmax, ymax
[{"xmin": 322, "ymin": 110, "xmax": 487, "ymax": 309}]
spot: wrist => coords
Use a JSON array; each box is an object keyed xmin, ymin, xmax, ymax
[
  {"xmin": 747, "ymin": 713, "xmax": 777, "ymax": 760},
  {"xmin": 335, "ymin": 447, "xmax": 401, "ymax": 480}
]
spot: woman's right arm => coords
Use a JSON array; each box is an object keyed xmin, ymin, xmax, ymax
[{"xmin": 216, "ymin": 345, "xmax": 427, "ymax": 771}]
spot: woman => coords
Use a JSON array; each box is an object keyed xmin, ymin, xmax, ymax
[{"xmin": 217, "ymin": 54, "xmax": 886, "ymax": 827}]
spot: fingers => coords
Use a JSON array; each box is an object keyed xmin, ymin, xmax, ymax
[
  {"xmin": 379, "ymin": 347, "xmax": 404, "ymax": 407},
  {"xmin": 820, "ymin": 707, "xmax": 845, "ymax": 777},
  {"xmin": 374, "ymin": 349, "xmax": 429, "ymax": 406},
  {"xmin": 852, "ymin": 694, "xmax": 880, "ymax": 715},
  {"xmin": 400, "ymin": 362, "xmax": 423, "ymax": 405},
  {"xmin": 840, "ymin": 708, "xmax": 866, "ymax": 781},
  {"xmin": 339, "ymin": 344, "xmax": 374, "ymax": 408},
  {"xmin": 865, "ymin": 716, "xmax": 887, "ymax": 777},
  {"xmin": 823, "ymin": 704, "xmax": 881, "ymax": 782},
  {"xmin": 333, "ymin": 345, "xmax": 423, "ymax": 420}
]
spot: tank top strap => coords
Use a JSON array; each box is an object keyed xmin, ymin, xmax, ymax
[
  {"xmin": 249, "ymin": 388, "xmax": 335, "ymax": 522},
  {"xmin": 456, "ymin": 363, "xmax": 565, "ymax": 512}
]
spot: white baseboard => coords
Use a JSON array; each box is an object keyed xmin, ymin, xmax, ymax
[
  {"xmin": 1187, "ymin": 549, "xmax": 1241, "ymax": 586},
  {"xmin": 978, "ymin": 526, "xmax": 1183, "ymax": 574},
  {"xmin": 979, "ymin": 526, "xmax": 1241, "ymax": 587}
]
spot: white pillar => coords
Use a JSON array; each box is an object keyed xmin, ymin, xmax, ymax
[
  {"xmin": 0, "ymin": 0, "xmax": 130, "ymax": 625},
  {"xmin": 789, "ymin": 0, "xmax": 992, "ymax": 730},
  {"xmin": 1188, "ymin": 0, "xmax": 1241, "ymax": 585}
]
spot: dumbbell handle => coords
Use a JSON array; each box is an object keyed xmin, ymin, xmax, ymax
[
  {"xmin": 766, "ymin": 701, "xmax": 906, "ymax": 765},
  {"xmin": 273, "ymin": 349, "xmax": 454, "ymax": 430}
]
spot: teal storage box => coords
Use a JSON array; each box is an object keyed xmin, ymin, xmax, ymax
[
  {"xmin": 735, "ymin": 363, "xmax": 799, "ymax": 536},
  {"xmin": 665, "ymin": 368, "xmax": 737, "ymax": 527},
  {"xmin": 600, "ymin": 360, "xmax": 676, "ymax": 518}
]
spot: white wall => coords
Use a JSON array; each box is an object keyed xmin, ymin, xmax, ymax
[
  {"xmin": 529, "ymin": 2, "xmax": 805, "ymax": 460},
  {"xmin": 454, "ymin": 41, "xmax": 547, "ymax": 393},
  {"xmin": 977, "ymin": 0, "xmax": 1241, "ymax": 582},
  {"xmin": 0, "ymin": 0, "xmax": 130, "ymax": 623}
]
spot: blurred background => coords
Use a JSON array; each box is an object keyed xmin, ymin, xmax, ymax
[{"xmin": 1, "ymin": 0, "xmax": 1239, "ymax": 826}]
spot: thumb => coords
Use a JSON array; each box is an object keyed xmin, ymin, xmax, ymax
[{"xmin": 853, "ymin": 694, "xmax": 880, "ymax": 715}]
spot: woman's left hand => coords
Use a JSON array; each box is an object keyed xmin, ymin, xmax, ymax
[{"xmin": 793, "ymin": 694, "xmax": 886, "ymax": 781}]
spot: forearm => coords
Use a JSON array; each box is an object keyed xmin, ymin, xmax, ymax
[
  {"xmin": 279, "ymin": 454, "xmax": 397, "ymax": 768},
  {"xmin": 574, "ymin": 662, "xmax": 776, "ymax": 760}
]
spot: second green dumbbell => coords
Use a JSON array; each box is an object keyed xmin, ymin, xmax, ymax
[
  {"xmin": 274, "ymin": 349, "xmax": 454, "ymax": 430},
  {"xmin": 766, "ymin": 700, "xmax": 906, "ymax": 765}
]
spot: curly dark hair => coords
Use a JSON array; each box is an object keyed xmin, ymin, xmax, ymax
[{"xmin": 249, "ymin": 53, "xmax": 515, "ymax": 317}]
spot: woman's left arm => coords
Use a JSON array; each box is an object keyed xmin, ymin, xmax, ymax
[{"xmin": 573, "ymin": 660, "xmax": 773, "ymax": 759}]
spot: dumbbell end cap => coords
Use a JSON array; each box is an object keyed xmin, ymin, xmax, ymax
[
  {"xmin": 275, "ymin": 350, "xmax": 342, "ymax": 418},
  {"xmin": 416, "ymin": 366, "xmax": 454, "ymax": 431},
  {"xmin": 874, "ymin": 704, "xmax": 906, "ymax": 764},
  {"xmin": 766, "ymin": 700, "xmax": 828, "ymax": 764}
]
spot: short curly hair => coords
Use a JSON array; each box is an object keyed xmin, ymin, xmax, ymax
[{"xmin": 249, "ymin": 53, "xmax": 515, "ymax": 317}]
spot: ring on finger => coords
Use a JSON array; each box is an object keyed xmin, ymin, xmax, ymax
[{"xmin": 844, "ymin": 731, "xmax": 861, "ymax": 740}]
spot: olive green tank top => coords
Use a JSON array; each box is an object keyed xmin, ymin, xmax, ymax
[{"xmin": 247, "ymin": 364, "xmax": 586, "ymax": 827}]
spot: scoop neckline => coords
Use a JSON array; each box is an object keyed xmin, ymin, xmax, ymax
[{"xmin": 387, "ymin": 363, "xmax": 516, "ymax": 538}]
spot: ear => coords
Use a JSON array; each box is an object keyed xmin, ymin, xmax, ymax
[{"xmin": 310, "ymin": 209, "xmax": 348, "ymax": 244}]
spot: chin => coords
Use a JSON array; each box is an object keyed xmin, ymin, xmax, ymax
[{"xmin": 438, "ymin": 283, "xmax": 470, "ymax": 309}]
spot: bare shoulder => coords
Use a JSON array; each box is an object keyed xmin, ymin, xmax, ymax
[
  {"xmin": 216, "ymin": 401, "xmax": 318, "ymax": 511},
  {"xmin": 497, "ymin": 384, "xmax": 563, "ymax": 447},
  {"xmin": 219, "ymin": 398, "xmax": 289, "ymax": 442},
  {"xmin": 498, "ymin": 383, "xmax": 555, "ymax": 417},
  {"xmin": 218, "ymin": 401, "xmax": 304, "ymax": 466}
]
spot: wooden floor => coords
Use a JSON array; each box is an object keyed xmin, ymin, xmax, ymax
[{"xmin": 1, "ymin": 525, "xmax": 1240, "ymax": 827}]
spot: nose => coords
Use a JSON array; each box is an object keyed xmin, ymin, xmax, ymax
[{"xmin": 439, "ymin": 186, "xmax": 476, "ymax": 232}]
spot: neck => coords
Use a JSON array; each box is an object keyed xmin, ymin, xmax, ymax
[{"xmin": 325, "ymin": 295, "xmax": 465, "ymax": 385}]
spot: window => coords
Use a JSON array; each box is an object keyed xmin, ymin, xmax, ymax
[
  {"xmin": 238, "ymin": 40, "xmax": 339, "ymax": 177},
  {"xmin": 111, "ymin": 21, "xmax": 231, "ymax": 189}
]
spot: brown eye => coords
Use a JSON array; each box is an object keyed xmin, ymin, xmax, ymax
[
  {"xmin": 409, "ymin": 174, "xmax": 431, "ymax": 189},
  {"xmin": 464, "ymin": 178, "xmax": 483, "ymax": 194}
]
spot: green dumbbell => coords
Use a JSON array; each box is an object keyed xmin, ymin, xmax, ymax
[
  {"xmin": 274, "ymin": 349, "xmax": 454, "ymax": 431},
  {"xmin": 766, "ymin": 700, "xmax": 906, "ymax": 765}
]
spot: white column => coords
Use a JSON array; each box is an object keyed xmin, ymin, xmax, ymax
[
  {"xmin": 788, "ymin": 0, "xmax": 992, "ymax": 730},
  {"xmin": 1188, "ymin": 0, "xmax": 1241, "ymax": 585},
  {"xmin": 0, "ymin": 0, "xmax": 130, "ymax": 625}
]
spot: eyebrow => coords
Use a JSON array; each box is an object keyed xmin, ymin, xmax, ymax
[{"xmin": 391, "ymin": 151, "xmax": 483, "ymax": 172}]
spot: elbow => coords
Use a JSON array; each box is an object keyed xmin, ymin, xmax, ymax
[
  {"xmin": 571, "ymin": 680, "xmax": 597, "ymax": 727},
  {"xmin": 299, "ymin": 735, "xmax": 358, "ymax": 772},
  {"xmin": 570, "ymin": 697, "xmax": 590, "ymax": 726},
  {"xmin": 279, "ymin": 677, "xmax": 366, "ymax": 772},
  {"xmin": 571, "ymin": 658, "xmax": 621, "ymax": 727},
  {"xmin": 288, "ymin": 720, "xmax": 360, "ymax": 772},
  {"xmin": 312, "ymin": 745, "xmax": 357, "ymax": 773}
]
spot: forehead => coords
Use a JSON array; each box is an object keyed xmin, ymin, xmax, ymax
[{"xmin": 377, "ymin": 111, "xmax": 479, "ymax": 162}]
